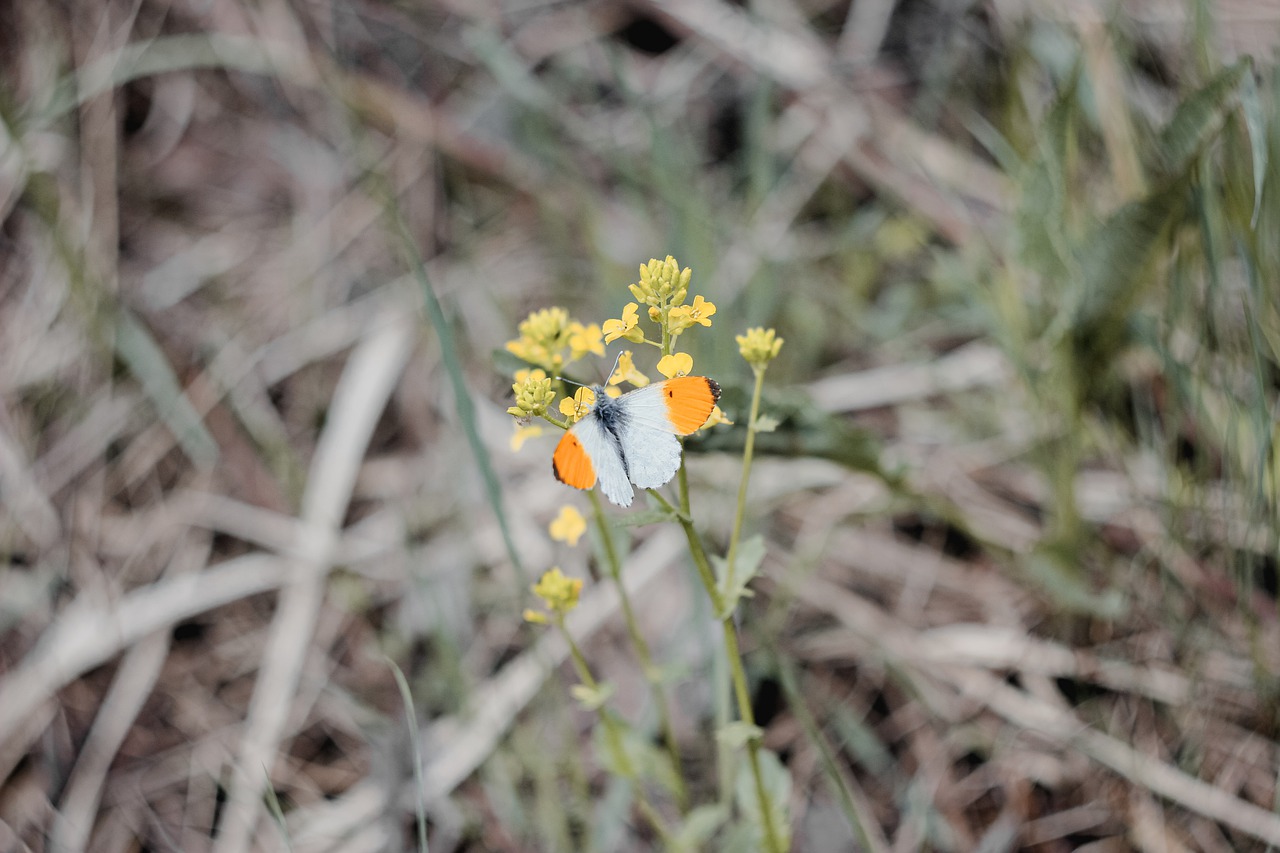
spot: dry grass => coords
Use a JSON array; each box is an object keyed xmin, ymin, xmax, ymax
[{"xmin": 2, "ymin": 0, "xmax": 1280, "ymax": 851}]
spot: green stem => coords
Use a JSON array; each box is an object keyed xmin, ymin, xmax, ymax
[
  {"xmin": 588, "ymin": 490, "xmax": 688, "ymax": 810},
  {"xmin": 723, "ymin": 366, "xmax": 766, "ymax": 594},
  {"xmin": 650, "ymin": 488, "xmax": 785, "ymax": 853},
  {"xmin": 541, "ymin": 411, "xmax": 570, "ymax": 430},
  {"xmin": 557, "ymin": 620, "xmax": 676, "ymax": 846},
  {"xmin": 722, "ymin": 621, "xmax": 783, "ymax": 853}
]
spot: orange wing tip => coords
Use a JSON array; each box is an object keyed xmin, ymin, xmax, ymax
[
  {"xmin": 552, "ymin": 432, "xmax": 596, "ymax": 489},
  {"xmin": 663, "ymin": 376, "xmax": 722, "ymax": 435}
]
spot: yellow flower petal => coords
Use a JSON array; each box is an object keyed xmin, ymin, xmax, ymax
[
  {"xmin": 549, "ymin": 505, "xmax": 587, "ymax": 547},
  {"xmin": 657, "ymin": 352, "xmax": 694, "ymax": 379},
  {"xmin": 667, "ymin": 305, "xmax": 693, "ymax": 334},
  {"xmin": 568, "ymin": 322, "xmax": 605, "ymax": 360},
  {"xmin": 559, "ymin": 386, "xmax": 596, "ymax": 422},
  {"xmin": 608, "ymin": 350, "xmax": 650, "ymax": 387},
  {"xmin": 699, "ymin": 405, "xmax": 733, "ymax": 430},
  {"xmin": 602, "ymin": 303, "xmax": 643, "ymax": 344},
  {"xmin": 688, "ymin": 295, "xmax": 716, "ymax": 326},
  {"xmin": 510, "ymin": 424, "xmax": 545, "ymax": 451}
]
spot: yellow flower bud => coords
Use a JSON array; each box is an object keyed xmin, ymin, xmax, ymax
[
  {"xmin": 508, "ymin": 370, "xmax": 556, "ymax": 418},
  {"xmin": 736, "ymin": 327, "xmax": 784, "ymax": 369}
]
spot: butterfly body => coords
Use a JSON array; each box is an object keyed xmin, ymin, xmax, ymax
[{"xmin": 553, "ymin": 376, "xmax": 721, "ymax": 507}]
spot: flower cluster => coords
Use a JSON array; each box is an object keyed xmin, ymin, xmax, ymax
[
  {"xmin": 604, "ymin": 256, "xmax": 718, "ymax": 349},
  {"xmin": 506, "ymin": 308, "xmax": 604, "ymax": 374},
  {"xmin": 736, "ymin": 327, "xmax": 784, "ymax": 370},
  {"xmin": 505, "ymin": 255, "xmax": 730, "ymax": 438},
  {"xmin": 507, "ymin": 369, "xmax": 555, "ymax": 419},
  {"xmin": 523, "ymin": 567, "xmax": 583, "ymax": 624}
]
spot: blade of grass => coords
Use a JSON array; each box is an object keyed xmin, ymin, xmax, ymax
[
  {"xmin": 33, "ymin": 33, "xmax": 285, "ymax": 128},
  {"xmin": 387, "ymin": 657, "xmax": 430, "ymax": 853},
  {"xmin": 375, "ymin": 174, "xmax": 526, "ymax": 583},
  {"xmin": 114, "ymin": 310, "xmax": 219, "ymax": 467}
]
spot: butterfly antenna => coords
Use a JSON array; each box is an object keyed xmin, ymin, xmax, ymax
[
  {"xmin": 605, "ymin": 350, "xmax": 624, "ymax": 383},
  {"xmin": 557, "ymin": 351, "xmax": 625, "ymax": 389}
]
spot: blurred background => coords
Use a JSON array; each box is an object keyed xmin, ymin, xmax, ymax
[{"xmin": 3, "ymin": 0, "xmax": 1280, "ymax": 850}]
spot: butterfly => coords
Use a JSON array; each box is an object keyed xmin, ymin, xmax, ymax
[{"xmin": 552, "ymin": 376, "xmax": 721, "ymax": 507}]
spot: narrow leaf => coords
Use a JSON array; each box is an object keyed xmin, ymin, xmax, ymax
[{"xmin": 1155, "ymin": 59, "xmax": 1250, "ymax": 178}]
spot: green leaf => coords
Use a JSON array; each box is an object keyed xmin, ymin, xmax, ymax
[
  {"xmin": 671, "ymin": 805, "xmax": 728, "ymax": 853},
  {"xmin": 611, "ymin": 506, "xmax": 678, "ymax": 528},
  {"xmin": 1024, "ymin": 543, "xmax": 1128, "ymax": 618},
  {"xmin": 1154, "ymin": 59, "xmax": 1252, "ymax": 179},
  {"xmin": 1237, "ymin": 67, "xmax": 1268, "ymax": 228},
  {"xmin": 752, "ymin": 413, "xmax": 780, "ymax": 433},
  {"xmin": 735, "ymin": 748, "xmax": 792, "ymax": 853},
  {"xmin": 690, "ymin": 385, "xmax": 890, "ymax": 480},
  {"xmin": 593, "ymin": 720, "xmax": 681, "ymax": 795},
  {"xmin": 1011, "ymin": 64, "xmax": 1081, "ymax": 289},
  {"xmin": 644, "ymin": 661, "xmax": 691, "ymax": 686},
  {"xmin": 715, "ymin": 721, "xmax": 763, "ymax": 750},
  {"xmin": 1070, "ymin": 182, "xmax": 1186, "ymax": 389},
  {"xmin": 570, "ymin": 682, "xmax": 615, "ymax": 712},
  {"xmin": 714, "ymin": 535, "xmax": 766, "ymax": 620}
]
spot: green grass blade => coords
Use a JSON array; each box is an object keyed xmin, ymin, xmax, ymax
[
  {"xmin": 385, "ymin": 200, "xmax": 525, "ymax": 582},
  {"xmin": 34, "ymin": 34, "xmax": 279, "ymax": 128},
  {"xmin": 115, "ymin": 309, "xmax": 219, "ymax": 466},
  {"xmin": 387, "ymin": 656, "xmax": 430, "ymax": 853},
  {"xmin": 1155, "ymin": 59, "xmax": 1251, "ymax": 179}
]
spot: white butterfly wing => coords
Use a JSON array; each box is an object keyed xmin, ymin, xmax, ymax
[
  {"xmin": 611, "ymin": 382, "xmax": 684, "ymax": 490},
  {"xmin": 570, "ymin": 417, "xmax": 635, "ymax": 507},
  {"xmin": 617, "ymin": 423, "xmax": 682, "ymax": 490}
]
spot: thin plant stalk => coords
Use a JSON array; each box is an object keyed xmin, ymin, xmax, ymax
[
  {"xmin": 648, "ymin": 484, "xmax": 786, "ymax": 853},
  {"xmin": 587, "ymin": 489, "xmax": 688, "ymax": 810},
  {"xmin": 557, "ymin": 617, "xmax": 676, "ymax": 847},
  {"xmin": 722, "ymin": 364, "xmax": 766, "ymax": 594}
]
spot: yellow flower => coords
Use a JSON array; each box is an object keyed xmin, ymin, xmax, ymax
[
  {"xmin": 508, "ymin": 370, "xmax": 555, "ymax": 418},
  {"xmin": 602, "ymin": 303, "xmax": 645, "ymax": 344},
  {"xmin": 629, "ymin": 255, "xmax": 691, "ymax": 307},
  {"xmin": 736, "ymin": 327, "xmax": 784, "ymax": 369},
  {"xmin": 559, "ymin": 386, "xmax": 596, "ymax": 423},
  {"xmin": 510, "ymin": 423, "xmax": 545, "ymax": 451},
  {"xmin": 505, "ymin": 307, "xmax": 572, "ymax": 372},
  {"xmin": 531, "ymin": 567, "xmax": 583, "ymax": 616},
  {"xmin": 506, "ymin": 308, "xmax": 603, "ymax": 372},
  {"xmin": 657, "ymin": 352, "xmax": 694, "ymax": 379},
  {"xmin": 568, "ymin": 322, "xmax": 605, "ymax": 360},
  {"xmin": 668, "ymin": 295, "xmax": 716, "ymax": 334},
  {"xmin": 549, "ymin": 505, "xmax": 587, "ymax": 546},
  {"xmin": 699, "ymin": 405, "xmax": 733, "ymax": 430},
  {"xmin": 687, "ymin": 295, "xmax": 716, "ymax": 326},
  {"xmin": 608, "ymin": 350, "xmax": 650, "ymax": 387}
]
